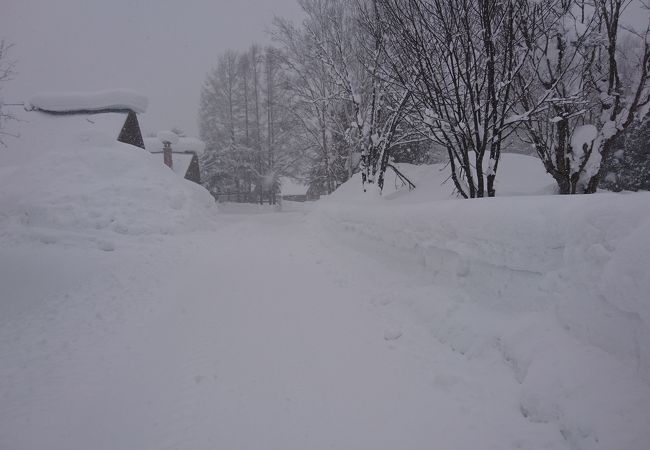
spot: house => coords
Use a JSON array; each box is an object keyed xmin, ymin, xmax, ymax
[
  {"xmin": 24, "ymin": 90, "xmax": 204, "ymax": 185},
  {"xmin": 144, "ymin": 133, "xmax": 205, "ymax": 185},
  {"xmin": 25, "ymin": 89, "xmax": 148, "ymax": 149}
]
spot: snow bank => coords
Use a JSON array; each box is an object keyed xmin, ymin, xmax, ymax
[
  {"xmin": 332, "ymin": 153, "xmax": 555, "ymax": 203},
  {"xmin": 313, "ymin": 164, "xmax": 650, "ymax": 450},
  {"xmin": 26, "ymin": 89, "xmax": 148, "ymax": 114},
  {"xmin": 0, "ymin": 111, "xmax": 216, "ymax": 249}
]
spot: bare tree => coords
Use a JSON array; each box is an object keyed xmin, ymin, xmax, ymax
[
  {"xmin": 583, "ymin": 0, "xmax": 650, "ymax": 192},
  {"xmin": 309, "ymin": 0, "xmax": 415, "ymax": 192},
  {"xmin": 513, "ymin": 0, "xmax": 650, "ymax": 194},
  {"xmin": 276, "ymin": 0, "xmax": 417, "ymax": 194},
  {"xmin": 275, "ymin": 5, "xmax": 342, "ymax": 195},
  {"xmin": 377, "ymin": 0, "xmax": 531, "ymax": 198},
  {"xmin": 201, "ymin": 0, "xmax": 648, "ymax": 199},
  {"xmin": 512, "ymin": 0, "xmax": 596, "ymax": 194},
  {"xmin": 200, "ymin": 46, "xmax": 303, "ymax": 203},
  {"xmin": 248, "ymin": 45, "xmax": 266, "ymax": 201},
  {"xmin": 0, "ymin": 40, "xmax": 17, "ymax": 148},
  {"xmin": 351, "ymin": 0, "xmax": 418, "ymax": 192},
  {"xmin": 199, "ymin": 51, "xmax": 244, "ymax": 198}
]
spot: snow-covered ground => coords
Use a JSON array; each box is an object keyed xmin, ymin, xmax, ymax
[
  {"xmin": 1, "ymin": 135, "xmax": 649, "ymax": 450},
  {"xmin": 314, "ymin": 172, "xmax": 650, "ymax": 450}
]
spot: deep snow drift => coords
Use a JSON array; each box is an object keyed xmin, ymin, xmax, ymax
[
  {"xmin": 313, "ymin": 157, "xmax": 650, "ymax": 449},
  {"xmin": 0, "ymin": 109, "xmax": 216, "ymax": 249},
  {"xmin": 1, "ymin": 135, "xmax": 649, "ymax": 450}
]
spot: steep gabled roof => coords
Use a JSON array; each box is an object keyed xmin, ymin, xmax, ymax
[
  {"xmin": 23, "ymin": 89, "xmax": 148, "ymax": 149},
  {"xmin": 143, "ymin": 135, "xmax": 204, "ymax": 184},
  {"xmin": 118, "ymin": 111, "xmax": 145, "ymax": 149}
]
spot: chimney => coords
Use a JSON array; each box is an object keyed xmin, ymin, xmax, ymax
[
  {"xmin": 157, "ymin": 131, "xmax": 179, "ymax": 171},
  {"xmin": 163, "ymin": 141, "xmax": 173, "ymax": 170}
]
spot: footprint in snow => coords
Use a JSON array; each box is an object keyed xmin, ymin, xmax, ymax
[
  {"xmin": 384, "ymin": 329, "xmax": 403, "ymax": 341},
  {"xmin": 97, "ymin": 240, "xmax": 115, "ymax": 251},
  {"xmin": 372, "ymin": 294, "xmax": 393, "ymax": 307}
]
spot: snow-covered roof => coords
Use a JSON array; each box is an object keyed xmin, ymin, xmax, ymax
[
  {"xmin": 16, "ymin": 110, "xmax": 130, "ymax": 150},
  {"xmin": 0, "ymin": 107, "xmax": 215, "ymax": 246},
  {"xmin": 157, "ymin": 130, "xmax": 180, "ymax": 145},
  {"xmin": 178, "ymin": 137, "xmax": 206, "ymax": 154},
  {"xmin": 26, "ymin": 89, "xmax": 148, "ymax": 114},
  {"xmin": 144, "ymin": 136, "xmax": 205, "ymax": 155},
  {"xmin": 170, "ymin": 153, "xmax": 195, "ymax": 178},
  {"xmin": 144, "ymin": 137, "xmax": 165, "ymax": 152},
  {"xmin": 144, "ymin": 136, "xmax": 199, "ymax": 178}
]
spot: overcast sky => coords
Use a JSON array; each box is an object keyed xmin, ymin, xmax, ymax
[
  {"xmin": 2, "ymin": 1, "xmax": 647, "ymax": 138},
  {"xmin": 1, "ymin": 0, "xmax": 304, "ymax": 137}
]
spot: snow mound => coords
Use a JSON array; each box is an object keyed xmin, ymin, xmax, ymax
[
  {"xmin": 0, "ymin": 111, "xmax": 216, "ymax": 248},
  {"xmin": 26, "ymin": 89, "xmax": 148, "ymax": 114},
  {"xmin": 330, "ymin": 153, "xmax": 555, "ymax": 203},
  {"xmin": 313, "ymin": 165, "xmax": 650, "ymax": 450}
]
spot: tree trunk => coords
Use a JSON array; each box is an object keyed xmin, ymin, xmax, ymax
[
  {"xmin": 251, "ymin": 47, "xmax": 263, "ymax": 204},
  {"xmin": 487, "ymin": 174, "xmax": 496, "ymax": 197},
  {"xmin": 266, "ymin": 50, "xmax": 274, "ymax": 175}
]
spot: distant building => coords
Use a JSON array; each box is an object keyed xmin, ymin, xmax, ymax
[
  {"xmin": 24, "ymin": 91, "xmax": 205, "ymax": 186},
  {"xmin": 144, "ymin": 134, "xmax": 205, "ymax": 185},
  {"xmin": 279, "ymin": 177, "xmax": 310, "ymax": 202},
  {"xmin": 25, "ymin": 89, "xmax": 148, "ymax": 149}
]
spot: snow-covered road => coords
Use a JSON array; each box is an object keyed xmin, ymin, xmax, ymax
[{"xmin": 1, "ymin": 207, "xmax": 573, "ymax": 450}]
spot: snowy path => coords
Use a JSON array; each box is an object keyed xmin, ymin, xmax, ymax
[{"xmin": 2, "ymin": 209, "xmax": 576, "ymax": 449}]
